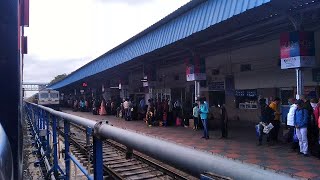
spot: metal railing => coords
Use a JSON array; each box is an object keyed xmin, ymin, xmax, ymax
[
  {"xmin": 24, "ymin": 102, "xmax": 296, "ymax": 180},
  {"xmin": 0, "ymin": 123, "xmax": 14, "ymax": 180}
]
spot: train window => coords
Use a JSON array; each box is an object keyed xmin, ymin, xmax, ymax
[
  {"xmin": 50, "ymin": 93, "xmax": 59, "ymax": 98},
  {"xmin": 39, "ymin": 93, "xmax": 49, "ymax": 98}
]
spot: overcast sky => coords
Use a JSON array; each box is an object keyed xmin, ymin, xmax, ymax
[{"xmin": 23, "ymin": 0, "xmax": 189, "ymax": 96}]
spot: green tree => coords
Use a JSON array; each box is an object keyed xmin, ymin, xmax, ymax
[{"xmin": 49, "ymin": 73, "xmax": 67, "ymax": 85}]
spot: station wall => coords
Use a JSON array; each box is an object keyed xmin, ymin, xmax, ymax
[{"xmin": 205, "ymin": 29, "xmax": 320, "ymax": 122}]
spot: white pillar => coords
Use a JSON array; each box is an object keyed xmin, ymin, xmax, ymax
[
  {"xmin": 296, "ymin": 68, "xmax": 304, "ymax": 100},
  {"xmin": 194, "ymin": 81, "xmax": 200, "ymax": 101}
]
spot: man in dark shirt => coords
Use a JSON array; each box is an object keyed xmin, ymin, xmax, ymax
[{"xmin": 258, "ymin": 98, "xmax": 275, "ymax": 145}]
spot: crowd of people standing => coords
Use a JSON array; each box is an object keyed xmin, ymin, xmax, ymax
[
  {"xmin": 65, "ymin": 95, "xmax": 229, "ymax": 141},
  {"xmin": 258, "ymin": 96, "xmax": 320, "ymax": 158}
]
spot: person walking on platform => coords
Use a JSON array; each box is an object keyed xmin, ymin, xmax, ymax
[
  {"xmin": 303, "ymin": 97, "xmax": 319, "ymax": 157},
  {"xmin": 220, "ymin": 104, "xmax": 228, "ymax": 138},
  {"xmin": 199, "ymin": 98, "xmax": 209, "ymax": 139},
  {"xmin": 73, "ymin": 99, "xmax": 79, "ymax": 112},
  {"xmin": 99, "ymin": 98, "xmax": 107, "ymax": 116},
  {"xmin": 138, "ymin": 98, "xmax": 146, "ymax": 120},
  {"xmin": 294, "ymin": 100, "xmax": 309, "ymax": 156},
  {"xmin": 257, "ymin": 98, "xmax": 274, "ymax": 146},
  {"xmin": 123, "ymin": 99, "xmax": 130, "ymax": 120},
  {"xmin": 146, "ymin": 99, "xmax": 155, "ymax": 126},
  {"xmin": 312, "ymin": 99, "xmax": 320, "ymax": 158},
  {"xmin": 192, "ymin": 103, "xmax": 199, "ymax": 130},
  {"xmin": 93, "ymin": 98, "xmax": 100, "ymax": 115},
  {"xmin": 287, "ymin": 98, "xmax": 298, "ymax": 150},
  {"xmin": 163, "ymin": 100, "xmax": 169, "ymax": 126},
  {"xmin": 269, "ymin": 97, "xmax": 281, "ymax": 143}
]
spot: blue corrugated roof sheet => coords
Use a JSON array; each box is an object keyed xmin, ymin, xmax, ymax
[{"xmin": 50, "ymin": 0, "xmax": 271, "ymax": 89}]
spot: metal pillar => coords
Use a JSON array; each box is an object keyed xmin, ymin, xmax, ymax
[
  {"xmin": 194, "ymin": 81, "xmax": 200, "ymax": 101},
  {"xmin": 93, "ymin": 136, "xmax": 103, "ymax": 180},
  {"xmin": 296, "ymin": 68, "xmax": 304, "ymax": 99},
  {"xmin": 0, "ymin": 0, "xmax": 22, "ymax": 178},
  {"xmin": 64, "ymin": 121, "xmax": 70, "ymax": 180}
]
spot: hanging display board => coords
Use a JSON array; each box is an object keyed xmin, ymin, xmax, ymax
[
  {"xmin": 280, "ymin": 31, "xmax": 315, "ymax": 69},
  {"xmin": 185, "ymin": 56, "xmax": 206, "ymax": 81}
]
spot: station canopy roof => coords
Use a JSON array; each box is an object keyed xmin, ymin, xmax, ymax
[{"xmin": 49, "ymin": 0, "xmax": 320, "ymax": 90}]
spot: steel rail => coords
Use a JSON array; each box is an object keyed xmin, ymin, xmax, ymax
[
  {"xmin": 67, "ymin": 124, "xmax": 189, "ymax": 180},
  {"xmin": 26, "ymin": 102, "xmax": 295, "ymax": 180}
]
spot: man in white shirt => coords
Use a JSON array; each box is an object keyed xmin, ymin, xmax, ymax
[
  {"xmin": 123, "ymin": 99, "xmax": 130, "ymax": 120},
  {"xmin": 287, "ymin": 98, "xmax": 297, "ymax": 150}
]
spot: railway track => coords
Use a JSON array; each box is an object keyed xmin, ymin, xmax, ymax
[{"xmin": 63, "ymin": 123, "xmax": 196, "ymax": 180}]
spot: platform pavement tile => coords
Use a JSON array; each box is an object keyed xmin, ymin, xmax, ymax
[
  {"xmin": 225, "ymin": 153, "xmax": 241, "ymax": 159},
  {"xmin": 210, "ymin": 149, "xmax": 223, "ymax": 154},
  {"xmin": 245, "ymin": 155, "xmax": 259, "ymax": 160},
  {"xmin": 266, "ymin": 164, "xmax": 287, "ymax": 171},
  {"xmin": 307, "ymin": 160, "xmax": 320, "ymax": 166},
  {"xmin": 291, "ymin": 165, "xmax": 313, "ymax": 171},
  {"xmin": 244, "ymin": 158, "xmax": 261, "ymax": 164},
  {"xmin": 294, "ymin": 171, "xmax": 319, "ymax": 179},
  {"xmin": 216, "ymin": 151, "xmax": 227, "ymax": 156},
  {"xmin": 290, "ymin": 160, "xmax": 309, "ymax": 166},
  {"xmin": 279, "ymin": 168, "xmax": 300, "ymax": 175},
  {"xmin": 234, "ymin": 156, "xmax": 249, "ymax": 161}
]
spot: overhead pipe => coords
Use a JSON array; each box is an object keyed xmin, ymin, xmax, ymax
[{"xmin": 27, "ymin": 102, "xmax": 294, "ymax": 180}]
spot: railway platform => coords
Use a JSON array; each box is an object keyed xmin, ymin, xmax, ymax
[{"xmin": 62, "ymin": 109, "xmax": 320, "ymax": 180}]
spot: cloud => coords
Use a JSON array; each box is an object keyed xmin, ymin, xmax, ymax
[
  {"xmin": 23, "ymin": 0, "xmax": 189, "ymax": 88},
  {"xmin": 23, "ymin": 55, "xmax": 89, "ymax": 83}
]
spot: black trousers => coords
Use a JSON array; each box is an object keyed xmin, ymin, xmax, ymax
[
  {"xmin": 221, "ymin": 120, "xmax": 228, "ymax": 138},
  {"xmin": 271, "ymin": 120, "xmax": 280, "ymax": 141},
  {"xmin": 259, "ymin": 124, "xmax": 270, "ymax": 143}
]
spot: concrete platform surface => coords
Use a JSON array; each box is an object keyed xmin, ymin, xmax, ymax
[{"xmin": 62, "ymin": 109, "xmax": 320, "ymax": 180}]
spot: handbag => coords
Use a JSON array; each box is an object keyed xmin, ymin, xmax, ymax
[{"xmin": 263, "ymin": 123, "xmax": 274, "ymax": 134}]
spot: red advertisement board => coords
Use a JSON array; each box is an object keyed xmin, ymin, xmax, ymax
[{"xmin": 280, "ymin": 31, "xmax": 315, "ymax": 69}]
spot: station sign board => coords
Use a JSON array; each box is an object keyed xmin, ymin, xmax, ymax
[
  {"xmin": 185, "ymin": 56, "xmax": 206, "ymax": 81},
  {"xmin": 208, "ymin": 81, "xmax": 224, "ymax": 91},
  {"xmin": 280, "ymin": 31, "xmax": 315, "ymax": 69},
  {"xmin": 312, "ymin": 68, "xmax": 320, "ymax": 82}
]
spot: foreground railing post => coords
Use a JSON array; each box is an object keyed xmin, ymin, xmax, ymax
[
  {"xmin": 40, "ymin": 109, "xmax": 43, "ymax": 129},
  {"xmin": 45, "ymin": 111, "xmax": 51, "ymax": 154},
  {"xmin": 37, "ymin": 108, "xmax": 41, "ymax": 133},
  {"xmin": 52, "ymin": 115, "xmax": 59, "ymax": 176},
  {"xmin": 86, "ymin": 127, "xmax": 92, "ymax": 147},
  {"xmin": 93, "ymin": 135, "xmax": 103, "ymax": 180},
  {"xmin": 35, "ymin": 107, "xmax": 38, "ymax": 132},
  {"xmin": 64, "ymin": 120, "xmax": 70, "ymax": 180}
]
